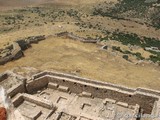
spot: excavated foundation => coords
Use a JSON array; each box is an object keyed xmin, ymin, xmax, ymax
[{"xmin": 1, "ymin": 71, "xmax": 160, "ymax": 120}]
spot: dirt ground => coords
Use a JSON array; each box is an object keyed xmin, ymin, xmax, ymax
[{"xmin": 0, "ymin": 36, "xmax": 160, "ymax": 90}]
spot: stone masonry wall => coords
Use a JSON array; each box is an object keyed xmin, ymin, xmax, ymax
[
  {"xmin": 27, "ymin": 76, "xmax": 49, "ymax": 93},
  {"xmin": 5, "ymin": 71, "xmax": 160, "ymax": 115},
  {"xmin": 47, "ymin": 76, "xmax": 157, "ymax": 114}
]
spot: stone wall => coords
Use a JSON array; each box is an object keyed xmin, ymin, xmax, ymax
[
  {"xmin": 12, "ymin": 93, "xmax": 54, "ymax": 110},
  {"xmin": 16, "ymin": 35, "xmax": 45, "ymax": 50},
  {"xmin": 47, "ymin": 76, "xmax": 156, "ymax": 114},
  {"xmin": 32, "ymin": 71, "xmax": 160, "ymax": 96},
  {"xmin": 0, "ymin": 73, "xmax": 8, "ymax": 82},
  {"xmin": 46, "ymin": 71, "xmax": 160, "ymax": 96},
  {"xmin": 23, "ymin": 93, "xmax": 53, "ymax": 109},
  {"xmin": 30, "ymin": 71, "xmax": 160, "ymax": 114},
  {"xmin": 0, "ymin": 42, "xmax": 23, "ymax": 65},
  {"xmin": 7, "ymin": 83, "xmax": 25, "ymax": 98},
  {"xmin": 0, "ymin": 35, "xmax": 45, "ymax": 65},
  {"xmin": 56, "ymin": 32, "xmax": 98, "ymax": 43},
  {"xmin": 27, "ymin": 76, "xmax": 49, "ymax": 93},
  {"xmin": 4, "ymin": 71, "xmax": 160, "ymax": 115},
  {"xmin": 11, "ymin": 42, "xmax": 24, "ymax": 60}
]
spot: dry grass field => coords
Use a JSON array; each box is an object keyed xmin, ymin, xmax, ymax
[
  {"xmin": 0, "ymin": 0, "xmax": 160, "ymax": 91},
  {"xmin": 0, "ymin": 36, "xmax": 160, "ymax": 90}
]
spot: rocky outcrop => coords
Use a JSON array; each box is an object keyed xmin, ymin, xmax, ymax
[
  {"xmin": 15, "ymin": 40, "xmax": 30, "ymax": 51},
  {"xmin": 16, "ymin": 35, "xmax": 45, "ymax": 50},
  {"xmin": 11, "ymin": 42, "xmax": 24, "ymax": 60},
  {"xmin": 0, "ymin": 42, "xmax": 23, "ymax": 65},
  {"xmin": 0, "ymin": 35, "xmax": 45, "ymax": 65}
]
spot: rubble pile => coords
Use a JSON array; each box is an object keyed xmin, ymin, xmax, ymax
[{"xmin": 0, "ymin": 35, "xmax": 45, "ymax": 65}]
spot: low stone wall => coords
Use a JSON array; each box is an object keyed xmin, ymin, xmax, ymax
[
  {"xmin": 56, "ymin": 32, "xmax": 98, "ymax": 43},
  {"xmin": 12, "ymin": 93, "xmax": 54, "ymax": 110},
  {"xmin": 0, "ymin": 73, "xmax": 8, "ymax": 82},
  {"xmin": 16, "ymin": 35, "xmax": 45, "ymax": 50},
  {"xmin": 31, "ymin": 71, "xmax": 48, "ymax": 80},
  {"xmin": 7, "ymin": 83, "xmax": 25, "ymax": 98},
  {"xmin": 136, "ymin": 88, "xmax": 160, "ymax": 96},
  {"xmin": 23, "ymin": 93, "xmax": 53, "ymax": 109},
  {"xmin": 12, "ymin": 93, "xmax": 24, "ymax": 107},
  {"xmin": 0, "ymin": 35, "xmax": 45, "ymax": 65}
]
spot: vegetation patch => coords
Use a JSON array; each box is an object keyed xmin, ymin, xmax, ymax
[
  {"xmin": 102, "ymin": 32, "xmax": 160, "ymax": 62},
  {"xmin": 93, "ymin": 0, "xmax": 160, "ymax": 29},
  {"xmin": 112, "ymin": 46, "xmax": 145, "ymax": 60}
]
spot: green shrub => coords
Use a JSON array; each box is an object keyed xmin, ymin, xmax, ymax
[
  {"xmin": 112, "ymin": 46, "xmax": 123, "ymax": 52},
  {"xmin": 123, "ymin": 55, "xmax": 129, "ymax": 60},
  {"xmin": 149, "ymin": 55, "xmax": 160, "ymax": 63}
]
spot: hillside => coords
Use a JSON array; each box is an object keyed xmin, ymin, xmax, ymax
[
  {"xmin": 0, "ymin": 36, "xmax": 160, "ymax": 90},
  {"xmin": 93, "ymin": 0, "xmax": 160, "ymax": 29},
  {"xmin": 0, "ymin": 0, "xmax": 159, "ymax": 91}
]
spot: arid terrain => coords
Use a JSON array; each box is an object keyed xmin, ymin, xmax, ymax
[
  {"xmin": 0, "ymin": 0, "xmax": 160, "ymax": 90},
  {"xmin": 0, "ymin": 1, "xmax": 160, "ymax": 120}
]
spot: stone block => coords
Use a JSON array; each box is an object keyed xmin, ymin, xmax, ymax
[
  {"xmin": 103, "ymin": 98, "xmax": 116, "ymax": 105},
  {"xmin": 58, "ymin": 86, "xmax": 69, "ymax": 92},
  {"xmin": 21, "ymin": 109, "xmax": 42, "ymax": 120},
  {"xmin": 82, "ymin": 92, "xmax": 92, "ymax": 98},
  {"xmin": 117, "ymin": 102, "xmax": 128, "ymax": 108},
  {"xmin": 48, "ymin": 82, "xmax": 58, "ymax": 89}
]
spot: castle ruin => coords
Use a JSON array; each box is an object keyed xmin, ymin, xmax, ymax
[{"xmin": 1, "ymin": 70, "xmax": 160, "ymax": 120}]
